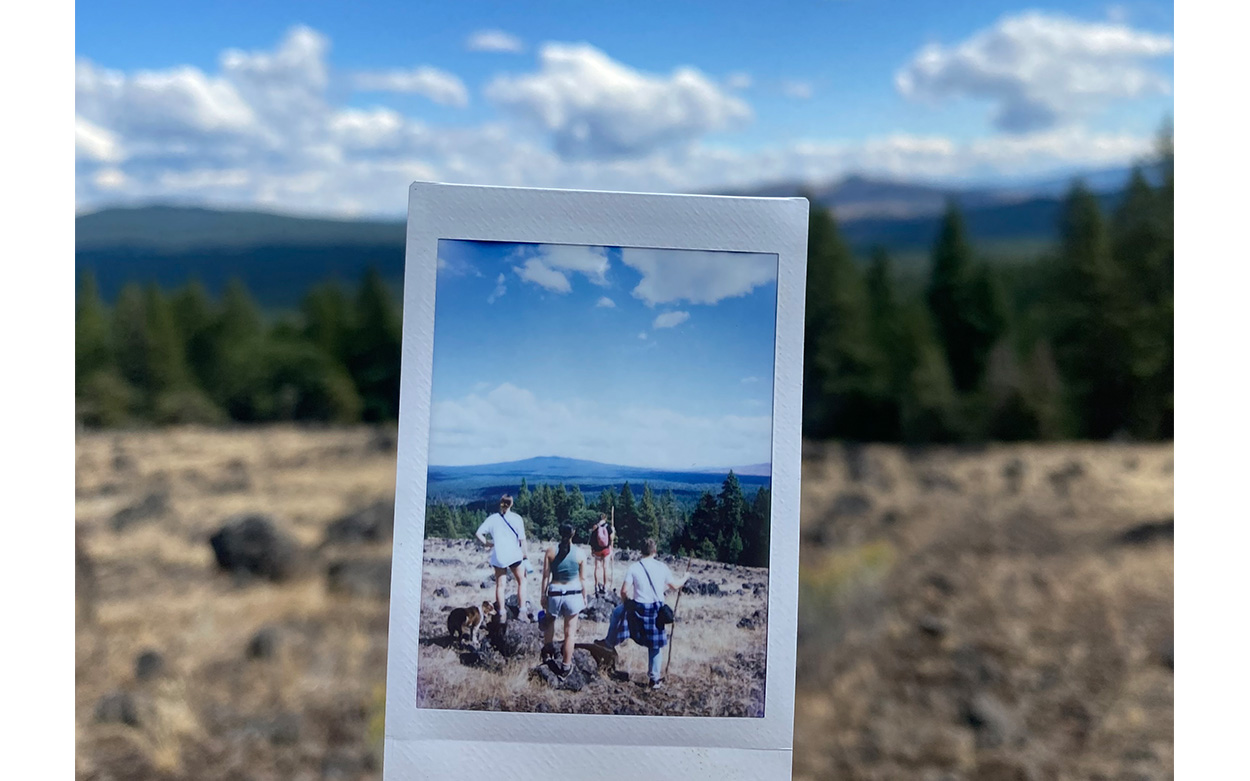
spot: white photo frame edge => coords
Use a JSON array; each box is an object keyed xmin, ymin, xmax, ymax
[{"xmin": 384, "ymin": 182, "xmax": 809, "ymax": 780}]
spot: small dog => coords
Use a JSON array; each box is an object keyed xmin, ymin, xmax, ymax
[{"xmin": 448, "ymin": 601, "xmax": 496, "ymax": 644}]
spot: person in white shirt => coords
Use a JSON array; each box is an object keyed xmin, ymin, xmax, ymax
[
  {"xmin": 475, "ymin": 494, "xmax": 534, "ymax": 623},
  {"xmin": 595, "ymin": 538, "xmax": 688, "ymax": 688}
]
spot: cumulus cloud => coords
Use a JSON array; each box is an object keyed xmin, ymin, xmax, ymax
[
  {"xmin": 73, "ymin": 25, "xmax": 1162, "ymax": 217},
  {"xmin": 429, "ymin": 383, "xmax": 772, "ymax": 468},
  {"xmin": 596, "ymin": 296, "xmax": 616, "ymax": 308},
  {"xmin": 512, "ymin": 258, "xmax": 572, "ymax": 293},
  {"xmin": 353, "ymin": 67, "xmax": 470, "ymax": 107},
  {"xmin": 653, "ymin": 311, "xmax": 690, "ymax": 329},
  {"xmin": 620, "ymin": 248, "xmax": 777, "ymax": 307},
  {"xmin": 896, "ymin": 11, "xmax": 1173, "ymax": 132},
  {"xmin": 485, "ymin": 42, "xmax": 751, "ymax": 159},
  {"xmin": 466, "ymin": 29, "xmax": 524, "ymax": 53},
  {"xmin": 488, "ymin": 273, "xmax": 507, "ymax": 303}
]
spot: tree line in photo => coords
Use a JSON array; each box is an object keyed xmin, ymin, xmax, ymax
[
  {"xmin": 426, "ymin": 473, "xmax": 771, "ymax": 568},
  {"xmin": 75, "ymin": 128, "xmax": 1172, "ymax": 443}
]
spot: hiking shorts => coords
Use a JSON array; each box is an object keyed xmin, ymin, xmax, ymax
[
  {"xmin": 591, "ymin": 547, "xmax": 613, "ymax": 560},
  {"xmin": 546, "ymin": 590, "xmax": 585, "ymax": 618}
]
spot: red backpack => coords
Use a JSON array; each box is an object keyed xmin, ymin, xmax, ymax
[{"xmin": 592, "ymin": 522, "xmax": 611, "ymax": 551}]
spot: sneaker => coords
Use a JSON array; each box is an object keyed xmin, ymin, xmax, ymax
[
  {"xmin": 524, "ymin": 601, "xmax": 536, "ymax": 622},
  {"xmin": 649, "ymin": 678, "xmax": 664, "ymax": 690},
  {"xmin": 556, "ymin": 662, "xmax": 572, "ymax": 679}
]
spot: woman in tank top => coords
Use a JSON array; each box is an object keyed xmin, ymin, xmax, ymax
[{"xmin": 540, "ymin": 522, "xmax": 587, "ymax": 676}]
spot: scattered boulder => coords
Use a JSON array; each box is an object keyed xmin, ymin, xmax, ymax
[
  {"xmin": 247, "ymin": 626, "xmax": 281, "ymax": 660},
  {"xmin": 324, "ymin": 500, "xmax": 395, "ymax": 544},
  {"xmin": 95, "ymin": 691, "xmax": 140, "ymax": 727},
  {"xmin": 682, "ymin": 578, "xmax": 721, "ymax": 596},
  {"xmin": 580, "ymin": 594, "xmax": 619, "ymax": 622},
  {"xmin": 134, "ymin": 650, "xmax": 165, "ymax": 681},
  {"xmin": 738, "ymin": 610, "xmax": 764, "ymax": 630},
  {"xmin": 326, "ymin": 558, "xmax": 391, "ymax": 599},
  {"xmin": 1118, "ymin": 518, "xmax": 1174, "ymax": 547},
  {"xmin": 614, "ymin": 550, "xmax": 631, "ymax": 562},
  {"xmin": 209, "ymin": 515, "xmax": 301, "ymax": 582},
  {"xmin": 110, "ymin": 489, "xmax": 171, "ymax": 532},
  {"xmin": 918, "ymin": 615, "xmax": 948, "ymax": 638},
  {"xmin": 459, "ymin": 639, "xmax": 505, "ymax": 672},
  {"xmin": 455, "ymin": 580, "xmax": 473, "ymax": 587},
  {"xmin": 961, "ymin": 693, "xmax": 1020, "ymax": 749},
  {"xmin": 1048, "ymin": 460, "xmax": 1085, "ymax": 495},
  {"xmin": 433, "ymin": 587, "xmax": 450, "ymax": 598}
]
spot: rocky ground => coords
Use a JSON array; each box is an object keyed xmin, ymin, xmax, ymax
[
  {"xmin": 415, "ymin": 538, "xmax": 768, "ymax": 717},
  {"xmin": 74, "ymin": 426, "xmax": 1173, "ymax": 779}
]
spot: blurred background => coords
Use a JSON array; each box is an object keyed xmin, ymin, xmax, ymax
[{"xmin": 74, "ymin": 2, "xmax": 1174, "ymax": 779}]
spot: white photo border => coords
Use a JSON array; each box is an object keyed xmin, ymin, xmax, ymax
[{"xmin": 384, "ymin": 182, "xmax": 809, "ymax": 779}]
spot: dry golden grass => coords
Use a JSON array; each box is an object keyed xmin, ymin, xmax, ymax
[{"xmin": 75, "ymin": 427, "xmax": 1172, "ymax": 780}]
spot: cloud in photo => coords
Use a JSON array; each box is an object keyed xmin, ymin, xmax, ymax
[
  {"xmin": 512, "ymin": 258, "xmax": 572, "ymax": 293},
  {"xmin": 653, "ymin": 311, "xmax": 690, "ymax": 329},
  {"xmin": 596, "ymin": 296, "xmax": 616, "ymax": 308},
  {"xmin": 429, "ymin": 383, "xmax": 772, "ymax": 469},
  {"xmin": 485, "ymin": 42, "xmax": 750, "ymax": 160},
  {"xmin": 620, "ymin": 248, "xmax": 777, "ymax": 307},
  {"xmin": 896, "ymin": 10, "xmax": 1173, "ymax": 132},
  {"xmin": 487, "ymin": 273, "xmax": 507, "ymax": 303},
  {"xmin": 353, "ymin": 67, "xmax": 470, "ymax": 107},
  {"xmin": 509, "ymin": 244, "xmax": 611, "ymax": 293},
  {"xmin": 466, "ymin": 29, "xmax": 524, "ymax": 53}
]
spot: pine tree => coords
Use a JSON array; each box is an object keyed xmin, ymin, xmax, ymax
[
  {"xmin": 425, "ymin": 504, "xmax": 459, "ymax": 538},
  {"xmin": 803, "ymin": 204, "xmax": 885, "ymax": 439},
  {"xmin": 687, "ymin": 491, "xmax": 720, "ymax": 559},
  {"xmin": 517, "ymin": 478, "xmax": 532, "ymax": 518},
  {"xmin": 142, "ymin": 284, "xmax": 190, "ymax": 397},
  {"xmin": 302, "ymin": 281, "xmax": 353, "ymax": 367},
  {"xmin": 896, "ymin": 302, "xmax": 959, "ymax": 443},
  {"xmin": 112, "ymin": 282, "xmax": 151, "ymax": 399},
  {"xmin": 347, "ymin": 268, "xmax": 402, "ymax": 421},
  {"xmin": 927, "ymin": 201, "xmax": 1007, "ymax": 393},
  {"xmin": 615, "ymin": 482, "xmax": 642, "ymax": 551},
  {"xmin": 717, "ymin": 472, "xmax": 747, "ymax": 563},
  {"xmin": 170, "ymin": 281, "xmax": 218, "ymax": 392},
  {"xmin": 639, "ymin": 483, "xmax": 661, "ymax": 547},
  {"xmin": 76, "ymin": 273, "xmax": 113, "ymax": 380},
  {"xmin": 744, "ymin": 487, "xmax": 771, "ymax": 568}
]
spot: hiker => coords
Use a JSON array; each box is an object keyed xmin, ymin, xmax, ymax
[
  {"xmin": 589, "ymin": 512, "xmax": 614, "ymax": 596},
  {"xmin": 595, "ymin": 538, "xmax": 688, "ymax": 689},
  {"xmin": 475, "ymin": 494, "xmax": 534, "ymax": 623},
  {"xmin": 540, "ymin": 522, "xmax": 587, "ymax": 676}
]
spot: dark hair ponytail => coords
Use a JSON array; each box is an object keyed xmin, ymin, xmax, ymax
[{"xmin": 553, "ymin": 523, "xmax": 574, "ymax": 571}]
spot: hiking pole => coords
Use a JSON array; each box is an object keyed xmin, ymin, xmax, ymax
[
  {"xmin": 609, "ymin": 505, "xmax": 616, "ymax": 593},
  {"xmin": 664, "ymin": 557, "xmax": 693, "ymax": 679}
]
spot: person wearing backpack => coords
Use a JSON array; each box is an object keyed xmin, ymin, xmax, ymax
[
  {"xmin": 475, "ymin": 494, "xmax": 535, "ymax": 623},
  {"xmin": 589, "ymin": 513, "xmax": 615, "ymax": 596},
  {"xmin": 594, "ymin": 538, "xmax": 688, "ymax": 689},
  {"xmin": 540, "ymin": 522, "xmax": 587, "ymax": 677}
]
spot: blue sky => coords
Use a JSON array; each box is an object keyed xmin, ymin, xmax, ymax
[
  {"xmin": 75, "ymin": 1, "xmax": 1174, "ymax": 216},
  {"xmin": 426, "ymin": 240, "xmax": 777, "ymax": 469}
]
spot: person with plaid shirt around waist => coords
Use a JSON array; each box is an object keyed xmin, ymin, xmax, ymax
[{"xmin": 595, "ymin": 538, "xmax": 688, "ymax": 689}]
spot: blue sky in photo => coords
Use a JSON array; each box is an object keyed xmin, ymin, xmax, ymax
[
  {"xmin": 426, "ymin": 240, "xmax": 778, "ymax": 470},
  {"xmin": 76, "ymin": 1, "xmax": 1174, "ymax": 216}
]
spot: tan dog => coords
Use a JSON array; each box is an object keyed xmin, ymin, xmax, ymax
[{"xmin": 448, "ymin": 601, "xmax": 496, "ymax": 643}]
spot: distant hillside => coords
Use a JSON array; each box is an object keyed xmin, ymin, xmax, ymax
[
  {"xmin": 426, "ymin": 455, "xmax": 770, "ymax": 505},
  {"xmin": 74, "ymin": 168, "xmax": 1145, "ymax": 305}
]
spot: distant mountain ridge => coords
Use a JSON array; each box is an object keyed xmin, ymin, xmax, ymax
[
  {"xmin": 75, "ymin": 166, "xmax": 1153, "ymax": 305},
  {"xmin": 426, "ymin": 455, "xmax": 771, "ymax": 505}
]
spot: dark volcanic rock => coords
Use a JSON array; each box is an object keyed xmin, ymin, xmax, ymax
[
  {"xmin": 488, "ymin": 616, "xmax": 543, "ymax": 658},
  {"xmin": 110, "ymin": 489, "xmax": 171, "ymax": 532},
  {"xmin": 918, "ymin": 615, "xmax": 948, "ymax": 638},
  {"xmin": 95, "ymin": 691, "xmax": 140, "ymax": 727},
  {"xmin": 529, "ymin": 649, "xmax": 600, "ymax": 691},
  {"xmin": 209, "ymin": 514, "xmax": 301, "ymax": 582},
  {"xmin": 682, "ymin": 578, "xmax": 721, "ymax": 596},
  {"xmin": 1118, "ymin": 518, "xmax": 1174, "ymax": 546},
  {"xmin": 324, "ymin": 500, "xmax": 394, "ymax": 544},
  {"xmin": 247, "ymin": 626, "xmax": 280, "ymax": 660},
  {"xmin": 433, "ymin": 587, "xmax": 450, "ymax": 598},
  {"xmin": 134, "ymin": 650, "xmax": 165, "ymax": 681},
  {"xmin": 961, "ymin": 693, "xmax": 1020, "ymax": 749},
  {"xmin": 326, "ymin": 558, "xmax": 391, "ymax": 599},
  {"xmin": 580, "ymin": 594, "xmax": 620, "ymax": 622},
  {"xmin": 456, "ymin": 580, "xmax": 473, "ymax": 587},
  {"xmin": 738, "ymin": 610, "xmax": 763, "ymax": 630}
]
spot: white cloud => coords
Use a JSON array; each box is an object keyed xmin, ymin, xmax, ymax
[
  {"xmin": 488, "ymin": 273, "xmax": 507, "ymax": 304},
  {"xmin": 512, "ymin": 258, "xmax": 571, "ymax": 293},
  {"xmin": 353, "ymin": 67, "xmax": 470, "ymax": 107},
  {"xmin": 725, "ymin": 71, "xmax": 753, "ymax": 90},
  {"xmin": 781, "ymin": 81, "xmax": 814, "ymax": 99},
  {"xmin": 638, "ymin": 332, "xmax": 648, "ymax": 340},
  {"xmin": 596, "ymin": 296, "xmax": 616, "ymax": 308},
  {"xmin": 429, "ymin": 383, "xmax": 772, "ymax": 469},
  {"xmin": 533, "ymin": 244, "xmax": 610, "ymax": 285},
  {"xmin": 73, "ymin": 25, "xmax": 1163, "ymax": 218},
  {"xmin": 896, "ymin": 11, "xmax": 1173, "ymax": 132},
  {"xmin": 466, "ymin": 29, "xmax": 525, "ymax": 54},
  {"xmin": 653, "ymin": 311, "xmax": 690, "ymax": 329},
  {"xmin": 485, "ymin": 42, "xmax": 751, "ymax": 159},
  {"xmin": 620, "ymin": 248, "xmax": 777, "ymax": 307},
  {"xmin": 75, "ymin": 116, "xmax": 124, "ymax": 163}
]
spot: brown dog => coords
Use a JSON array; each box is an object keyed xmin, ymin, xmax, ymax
[{"xmin": 448, "ymin": 601, "xmax": 496, "ymax": 643}]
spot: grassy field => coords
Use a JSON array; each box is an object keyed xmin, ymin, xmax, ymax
[{"xmin": 74, "ymin": 426, "xmax": 1173, "ymax": 779}]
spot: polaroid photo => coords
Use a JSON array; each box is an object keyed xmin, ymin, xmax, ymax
[{"xmin": 384, "ymin": 182, "xmax": 808, "ymax": 780}]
